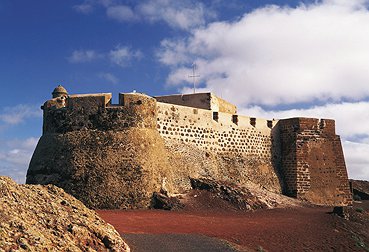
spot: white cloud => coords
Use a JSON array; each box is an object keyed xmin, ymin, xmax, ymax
[
  {"xmin": 106, "ymin": 5, "xmax": 138, "ymax": 22},
  {"xmin": 0, "ymin": 104, "xmax": 41, "ymax": 125},
  {"xmin": 68, "ymin": 46, "xmax": 142, "ymax": 67},
  {"xmin": 98, "ymin": 72, "xmax": 119, "ymax": 84},
  {"xmin": 158, "ymin": 0, "xmax": 369, "ymax": 106},
  {"xmin": 105, "ymin": 0, "xmax": 215, "ymax": 30},
  {"xmin": 68, "ymin": 50, "xmax": 102, "ymax": 63},
  {"xmin": 73, "ymin": 3, "xmax": 94, "ymax": 14},
  {"xmin": 343, "ymin": 141, "xmax": 369, "ymax": 181},
  {"xmin": 75, "ymin": 0, "xmax": 215, "ymax": 30},
  {"xmin": 109, "ymin": 45, "xmax": 142, "ymax": 67},
  {"xmin": 137, "ymin": 0, "xmax": 213, "ymax": 30},
  {"xmin": 73, "ymin": 0, "xmax": 116, "ymax": 14},
  {"xmin": 0, "ymin": 137, "xmax": 39, "ymax": 184},
  {"xmin": 0, "ymin": 106, "xmax": 41, "ymax": 183}
]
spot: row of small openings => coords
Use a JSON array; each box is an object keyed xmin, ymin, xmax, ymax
[{"xmin": 213, "ymin": 112, "xmax": 273, "ymax": 128}]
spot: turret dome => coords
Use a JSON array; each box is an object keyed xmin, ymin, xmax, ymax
[{"xmin": 52, "ymin": 85, "xmax": 68, "ymax": 98}]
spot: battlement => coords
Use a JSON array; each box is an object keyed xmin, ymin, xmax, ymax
[
  {"xmin": 278, "ymin": 117, "xmax": 336, "ymax": 137},
  {"xmin": 42, "ymin": 91, "xmax": 158, "ymax": 134}
]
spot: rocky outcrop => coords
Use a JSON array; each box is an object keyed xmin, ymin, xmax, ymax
[
  {"xmin": 190, "ymin": 177, "xmax": 303, "ymax": 210},
  {"xmin": 350, "ymin": 179, "xmax": 369, "ymax": 200},
  {"xmin": 0, "ymin": 176, "xmax": 129, "ymax": 251},
  {"xmin": 151, "ymin": 192, "xmax": 184, "ymax": 210}
]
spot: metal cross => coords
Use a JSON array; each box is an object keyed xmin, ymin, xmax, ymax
[{"xmin": 188, "ymin": 62, "xmax": 200, "ymax": 94}]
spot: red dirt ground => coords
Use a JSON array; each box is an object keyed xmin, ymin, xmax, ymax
[
  {"xmin": 97, "ymin": 191, "xmax": 369, "ymax": 251},
  {"xmin": 98, "ymin": 204, "xmax": 369, "ymax": 251}
]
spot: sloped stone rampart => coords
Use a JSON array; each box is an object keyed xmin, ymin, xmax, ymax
[{"xmin": 27, "ymin": 128, "xmax": 173, "ymax": 209}]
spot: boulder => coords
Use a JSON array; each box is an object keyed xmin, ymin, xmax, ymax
[{"xmin": 151, "ymin": 192, "xmax": 184, "ymax": 210}]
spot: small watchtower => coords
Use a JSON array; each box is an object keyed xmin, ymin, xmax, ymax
[{"xmin": 52, "ymin": 85, "xmax": 68, "ymax": 98}]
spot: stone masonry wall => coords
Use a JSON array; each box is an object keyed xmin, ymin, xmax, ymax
[
  {"xmin": 156, "ymin": 102, "xmax": 283, "ymax": 193},
  {"xmin": 279, "ymin": 118, "xmax": 352, "ymax": 206},
  {"xmin": 156, "ymin": 102, "xmax": 276, "ymax": 157}
]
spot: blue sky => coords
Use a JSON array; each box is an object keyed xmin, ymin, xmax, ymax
[{"xmin": 1, "ymin": 0, "xmax": 369, "ymax": 183}]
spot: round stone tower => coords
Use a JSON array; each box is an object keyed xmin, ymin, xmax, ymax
[{"xmin": 52, "ymin": 85, "xmax": 68, "ymax": 98}]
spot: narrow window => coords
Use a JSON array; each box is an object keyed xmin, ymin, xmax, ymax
[
  {"xmin": 267, "ymin": 120, "xmax": 273, "ymax": 128},
  {"xmin": 250, "ymin": 117, "xmax": 256, "ymax": 127},
  {"xmin": 232, "ymin": 115, "xmax": 238, "ymax": 125},
  {"xmin": 213, "ymin": 111, "xmax": 219, "ymax": 122}
]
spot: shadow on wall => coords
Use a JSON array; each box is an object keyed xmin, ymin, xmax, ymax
[{"xmin": 270, "ymin": 121, "xmax": 288, "ymax": 195}]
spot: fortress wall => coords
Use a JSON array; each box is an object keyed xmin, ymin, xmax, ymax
[
  {"xmin": 156, "ymin": 102, "xmax": 274, "ymax": 158},
  {"xmin": 278, "ymin": 118, "xmax": 352, "ymax": 206},
  {"xmin": 68, "ymin": 93, "xmax": 112, "ymax": 109}
]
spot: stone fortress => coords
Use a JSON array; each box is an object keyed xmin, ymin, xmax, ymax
[{"xmin": 26, "ymin": 85, "xmax": 352, "ymax": 209}]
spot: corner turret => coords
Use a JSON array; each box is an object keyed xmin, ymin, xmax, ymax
[{"xmin": 52, "ymin": 85, "xmax": 68, "ymax": 98}]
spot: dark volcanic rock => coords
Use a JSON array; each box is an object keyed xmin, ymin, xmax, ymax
[
  {"xmin": 350, "ymin": 179, "xmax": 369, "ymax": 200},
  {"xmin": 0, "ymin": 176, "xmax": 130, "ymax": 251},
  {"xmin": 151, "ymin": 192, "xmax": 184, "ymax": 210},
  {"xmin": 190, "ymin": 177, "xmax": 269, "ymax": 210}
]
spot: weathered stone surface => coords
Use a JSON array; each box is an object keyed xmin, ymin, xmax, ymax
[
  {"xmin": 163, "ymin": 139, "xmax": 283, "ymax": 194},
  {"xmin": 0, "ymin": 176, "xmax": 129, "ymax": 251},
  {"xmin": 27, "ymin": 128, "xmax": 174, "ymax": 209}
]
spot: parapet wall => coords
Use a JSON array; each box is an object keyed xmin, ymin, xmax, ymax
[
  {"xmin": 155, "ymin": 93, "xmax": 237, "ymax": 114},
  {"xmin": 42, "ymin": 93, "xmax": 157, "ymax": 134}
]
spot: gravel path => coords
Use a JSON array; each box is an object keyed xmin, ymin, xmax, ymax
[{"xmin": 122, "ymin": 233, "xmax": 240, "ymax": 252}]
